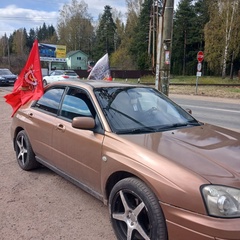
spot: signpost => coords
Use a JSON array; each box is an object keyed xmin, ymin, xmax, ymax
[{"xmin": 196, "ymin": 51, "xmax": 204, "ymax": 94}]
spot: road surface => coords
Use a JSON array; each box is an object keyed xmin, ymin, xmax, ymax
[{"xmin": 170, "ymin": 94, "xmax": 240, "ymax": 132}]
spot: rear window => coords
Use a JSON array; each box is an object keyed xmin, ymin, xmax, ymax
[
  {"xmin": 0, "ymin": 69, "xmax": 13, "ymax": 75},
  {"xmin": 65, "ymin": 71, "xmax": 78, "ymax": 76}
]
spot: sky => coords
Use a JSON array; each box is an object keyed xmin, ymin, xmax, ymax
[{"xmin": 0, "ymin": 0, "xmax": 180, "ymax": 37}]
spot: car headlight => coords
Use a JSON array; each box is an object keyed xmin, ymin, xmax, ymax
[{"xmin": 202, "ymin": 185, "xmax": 240, "ymax": 218}]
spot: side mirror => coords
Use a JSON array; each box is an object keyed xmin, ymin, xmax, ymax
[
  {"xmin": 72, "ymin": 117, "xmax": 95, "ymax": 130},
  {"xmin": 185, "ymin": 108, "xmax": 192, "ymax": 114}
]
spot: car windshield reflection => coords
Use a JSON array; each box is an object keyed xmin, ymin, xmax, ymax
[{"xmin": 94, "ymin": 87, "xmax": 200, "ymax": 134}]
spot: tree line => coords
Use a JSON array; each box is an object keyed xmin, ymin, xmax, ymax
[{"xmin": 0, "ymin": 0, "xmax": 239, "ymax": 79}]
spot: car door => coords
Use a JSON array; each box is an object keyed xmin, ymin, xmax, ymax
[
  {"xmin": 47, "ymin": 70, "xmax": 62, "ymax": 83},
  {"xmin": 28, "ymin": 87, "xmax": 66, "ymax": 165},
  {"xmin": 51, "ymin": 87, "xmax": 104, "ymax": 194}
]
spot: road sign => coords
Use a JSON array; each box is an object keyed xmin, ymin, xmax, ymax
[
  {"xmin": 197, "ymin": 51, "xmax": 204, "ymax": 63},
  {"xmin": 196, "ymin": 72, "xmax": 202, "ymax": 77},
  {"xmin": 197, "ymin": 62, "xmax": 202, "ymax": 72}
]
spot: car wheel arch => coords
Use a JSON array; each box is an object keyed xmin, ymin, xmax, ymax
[
  {"xmin": 42, "ymin": 79, "xmax": 47, "ymax": 86},
  {"xmin": 104, "ymin": 171, "xmax": 161, "ymax": 205},
  {"xmin": 105, "ymin": 171, "xmax": 133, "ymax": 202}
]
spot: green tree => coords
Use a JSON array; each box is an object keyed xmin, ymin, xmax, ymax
[
  {"xmin": 172, "ymin": 0, "xmax": 199, "ymax": 75},
  {"xmin": 27, "ymin": 28, "xmax": 36, "ymax": 50},
  {"xmin": 204, "ymin": 0, "xmax": 240, "ymax": 78},
  {"xmin": 37, "ymin": 22, "xmax": 48, "ymax": 41},
  {"xmin": 130, "ymin": 0, "xmax": 152, "ymax": 70},
  {"xmin": 34, "ymin": 23, "xmax": 57, "ymax": 44},
  {"xmin": 0, "ymin": 34, "xmax": 8, "ymax": 57},
  {"xmin": 111, "ymin": 9, "xmax": 125, "ymax": 51},
  {"xmin": 194, "ymin": 0, "xmax": 209, "ymax": 50},
  {"xmin": 11, "ymin": 28, "xmax": 28, "ymax": 56},
  {"xmin": 94, "ymin": 5, "xmax": 117, "ymax": 60},
  {"xmin": 111, "ymin": 0, "xmax": 144, "ymax": 70}
]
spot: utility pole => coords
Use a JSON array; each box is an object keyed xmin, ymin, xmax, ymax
[{"xmin": 155, "ymin": 0, "xmax": 174, "ymax": 96}]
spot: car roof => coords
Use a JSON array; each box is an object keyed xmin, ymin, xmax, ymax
[
  {"xmin": 53, "ymin": 69, "xmax": 75, "ymax": 72},
  {"xmin": 0, "ymin": 68, "xmax": 13, "ymax": 73},
  {"xmin": 46, "ymin": 80, "xmax": 147, "ymax": 90}
]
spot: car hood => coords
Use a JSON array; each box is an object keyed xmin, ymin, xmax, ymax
[{"xmin": 119, "ymin": 124, "xmax": 240, "ymax": 186}]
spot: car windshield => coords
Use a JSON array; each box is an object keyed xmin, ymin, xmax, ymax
[
  {"xmin": 0, "ymin": 69, "xmax": 13, "ymax": 75},
  {"xmin": 94, "ymin": 87, "xmax": 200, "ymax": 134},
  {"xmin": 49, "ymin": 70, "xmax": 77, "ymax": 76},
  {"xmin": 65, "ymin": 71, "xmax": 78, "ymax": 76},
  {"xmin": 49, "ymin": 70, "xmax": 63, "ymax": 76}
]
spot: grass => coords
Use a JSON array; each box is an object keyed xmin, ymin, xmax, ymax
[
  {"xmin": 228, "ymin": 88, "xmax": 240, "ymax": 93},
  {"xmin": 112, "ymin": 75, "xmax": 240, "ymax": 98},
  {"xmin": 170, "ymin": 75, "xmax": 240, "ymax": 85},
  {"xmin": 113, "ymin": 75, "xmax": 240, "ymax": 85}
]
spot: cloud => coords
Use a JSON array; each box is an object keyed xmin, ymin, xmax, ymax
[
  {"xmin": 86, "ymin": 0, "xmax": 126, "ymax": 20},
  {"xmin": 0, "ymin": 5, "xmax": 58, "ymax": 36},
  {"xmin": 0, "ymin": 1, "xmax": 127, "ymax": 37}
]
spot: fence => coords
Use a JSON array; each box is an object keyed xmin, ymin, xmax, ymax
[{"xmin": 75, "ymin": 69, "xmax": 153, "ymax": 79}]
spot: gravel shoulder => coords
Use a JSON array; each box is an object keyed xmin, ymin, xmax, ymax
[
  {"xmin": 169, "ymin": 85, "xmax": 240, "ymax": 99},
  {"xmin": 0, "ymin": 84, "xmax": 239, "ymax": 240}
]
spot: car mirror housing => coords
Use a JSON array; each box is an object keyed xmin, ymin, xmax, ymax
[
  {"xmin": 185, "ymin": 108, "xmax": 192, "ymax": 114},
  {"xmin": 72, "ymin": 116, "xmax": 95, "ymax": 130}
]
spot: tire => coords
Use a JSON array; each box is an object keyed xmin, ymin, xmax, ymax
[
  {"xmin": 109, "ymin": 177, "xmax": 167, "ymax": 240},
  {"xmin": 42, "ymin": 79, "xmax": 47, "ymax": 87},
  {"xmin": 15, "ymin": 130, "xmax": 40, "ymax": 170}
]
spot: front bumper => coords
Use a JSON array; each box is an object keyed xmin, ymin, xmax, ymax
[
  {"xmin": 161, "ymin": 202, "xmax": 240, "ymax": 240},
  {"xmin": 0, "ymin": 79, "xmax": 16, "ymax": 85}
]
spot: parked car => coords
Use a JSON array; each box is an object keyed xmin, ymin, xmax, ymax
[
  {"xmin": 42, "ymin": 70, "xmax": 79, "ymax": 86},
  {"xmin": 11, "ymin": 80, "xmax": 240, "ymax": 240},
  {"xmin": 0, "ymin": 68, "xmax": 17, "ymax": 85}
]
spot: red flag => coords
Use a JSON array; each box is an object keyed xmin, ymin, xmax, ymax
[{"xmin": 4, "ymin": 39, "xmax": 44, "ymax": 117}]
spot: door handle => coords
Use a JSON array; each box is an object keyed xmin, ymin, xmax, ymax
[
  {"xmin": 27, "ymin": 112, "xmax": 33, "ymax": 118},
  {"xmin": 56, "ymin": 123, "xmax": 66, "ymax": 132}
]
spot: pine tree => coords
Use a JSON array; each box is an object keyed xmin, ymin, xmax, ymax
[
  {"xmin": 94, "ymin": 5, "xmax": 117, "ymax": 60},
  {"xmin": 130, "ymin": 0, "xmax": 152, "ymax": 70},
  {"xmin": 172, "ymin": 0, "xmax": 198, "ymax": 75}
]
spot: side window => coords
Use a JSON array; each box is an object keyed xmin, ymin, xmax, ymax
[
  {"xmin": 60, "ymin": 88, "xmax": 94, "ymax": 120},
  {"xmin": 34, "ymin": 88, "xmax": 65, "ymax": 114}
]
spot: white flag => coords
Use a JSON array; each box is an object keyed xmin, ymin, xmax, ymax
[{"xmin": 87, "ymin": 53, "xmax": 111, "ymax": 80}]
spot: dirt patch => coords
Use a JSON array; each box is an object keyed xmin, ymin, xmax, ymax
[{"xmin": 0, "ymin": 89, "xmax": 116, "ymax": 240}]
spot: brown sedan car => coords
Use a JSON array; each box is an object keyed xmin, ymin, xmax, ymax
[{"xmin": 11, "ymin": 80, "xmax": 240, "ymax": 240}]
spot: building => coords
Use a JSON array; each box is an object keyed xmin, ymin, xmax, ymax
[{"xmin": 66, "ymin": 50, "xmax": 88, "ymax": 70}]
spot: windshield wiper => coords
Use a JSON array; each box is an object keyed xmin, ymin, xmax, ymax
[
  {"xmin": 117, "ymin": 127, "xmax": 156, "ymax": 134},
  {"xmin": 155, "ymin": 121, "xmax": 200, "ymax": 131}
]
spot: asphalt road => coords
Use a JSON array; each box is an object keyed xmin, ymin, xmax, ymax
[{"xmin": 170, "ymin": 94, "xmax": 240, "ymax": 132}]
